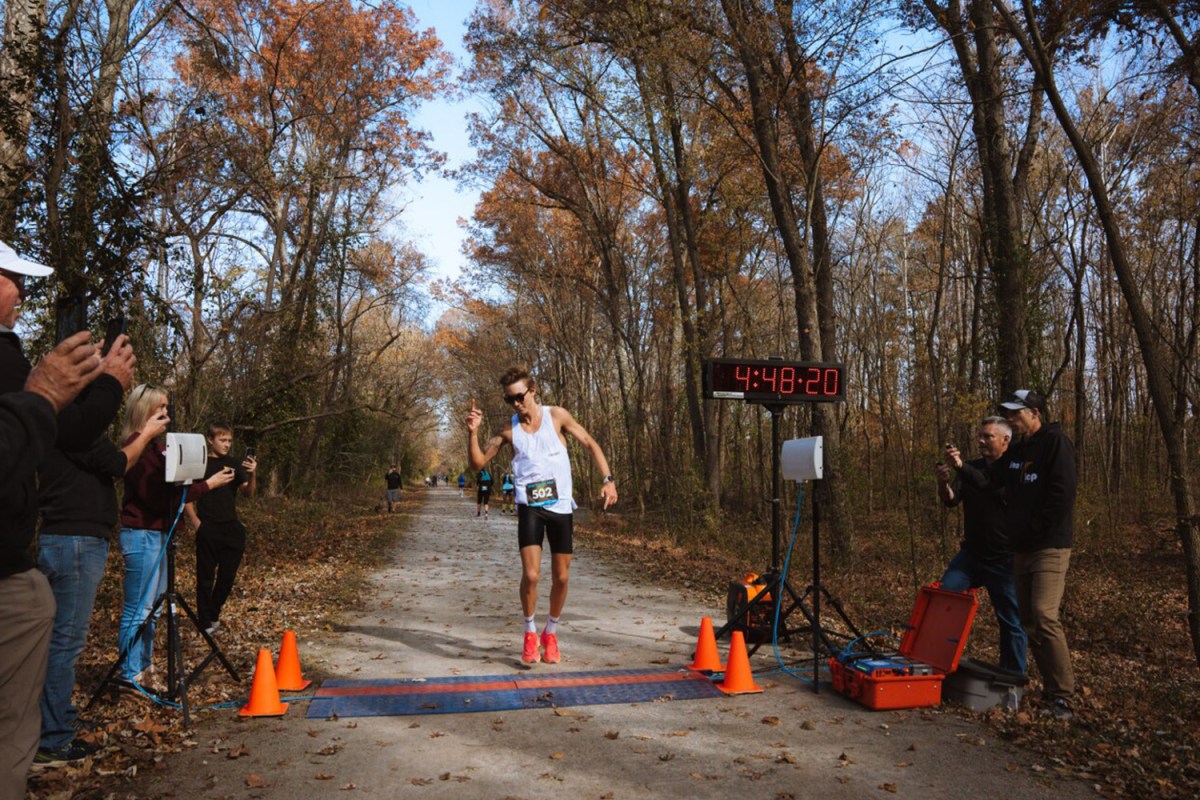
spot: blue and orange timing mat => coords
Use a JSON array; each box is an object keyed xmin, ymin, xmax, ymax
[{"xmin": 305, "ymin": 666, "xmax": 725, "ymax": 718}]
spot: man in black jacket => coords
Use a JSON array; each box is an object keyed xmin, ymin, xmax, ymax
[
  {"xmin": 936, "ymin": 416, "xmax": 1026, "ymax": 676},
  {"xmin": 0, "ymin": 240, "xmax": 114, "ymax": 799},
  {"xmin": 1000, "ymin": 389, "xmax": 1078, "ymax": 720}
]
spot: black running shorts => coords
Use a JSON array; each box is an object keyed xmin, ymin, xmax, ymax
[{"xmin": 516, "ymin": 504, "xmax": 574, "ymax": 554}]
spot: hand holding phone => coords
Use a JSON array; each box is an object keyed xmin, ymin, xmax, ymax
[{"xmin": 99, "ymin": 316, "xmax": 127, "ymax": 357}]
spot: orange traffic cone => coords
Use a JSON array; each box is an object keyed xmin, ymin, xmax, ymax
[
  {"xmin": 687, "ymin": 617, "xmax": 725, "ymax": 673},
  {"xmin": 275, "ymin": 630, "xmax": 312, "ymax": 691},
  {"xmin": 717, "ymin": 630, "xmax": 763, "ymax": 694},
  {"xmin": 239, "ymin": 648, "xmax": 289, "ymax": 717}
]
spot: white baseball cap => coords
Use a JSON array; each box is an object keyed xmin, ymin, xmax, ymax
[{"xmin": 0, "ymin": 240, "xmax": 53, "ymax": 277}]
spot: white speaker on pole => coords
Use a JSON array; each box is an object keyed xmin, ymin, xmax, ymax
[
  {"xmin": 781, "ymin": 436, "xmax": 823, "ymax": 481},
  {"xmin": 165, "ymin": 433, "xmax": 208, "ymax": 484}
]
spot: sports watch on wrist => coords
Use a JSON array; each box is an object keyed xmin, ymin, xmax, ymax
[{"xmin": 602, "ymin": 475, "xmax": 615, "ymax": 484}]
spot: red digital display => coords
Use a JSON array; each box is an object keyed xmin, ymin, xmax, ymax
[{"xmin": 703, "ymin": 358, "xmax": 845, "ymax": 403}]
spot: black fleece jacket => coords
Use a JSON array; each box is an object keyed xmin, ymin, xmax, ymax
[
  {"xmin": 0, "ymin": 391, "xmax": 58, "ymax": 576},
  {"xmin": 39, "ymin": 435, "xmax": 127, "ymax": 539},
  {"xmin": 943, "ymin": 456, "xmax": 1010, "ymax": 561},
  {"xmin": 1003, "ymin": 422, "xmax": 1077, "ymax": 552},
  {"xmin": 0, "ymin": 331, "xmax": 123, "ymax": 575}
]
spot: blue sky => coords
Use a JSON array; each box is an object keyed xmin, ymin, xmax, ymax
[{"xmin": 402, "ymin": 0, "xmax": 484, "ymax": 304}]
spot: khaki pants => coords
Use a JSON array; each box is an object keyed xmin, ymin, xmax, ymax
[
  {"xmin": 0, "ymin": 569, "xmax": 55, "ymax": 800},
  {"xmin": 1013, "ymin": 548, "xmax": 1075, "ymax": 699}
]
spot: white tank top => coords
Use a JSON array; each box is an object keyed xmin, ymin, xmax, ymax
[{"xmin": 511, "ymin": 407, "xmax": 575, "ymax": 514}]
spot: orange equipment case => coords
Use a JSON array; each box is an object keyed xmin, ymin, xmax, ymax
[{"xmin": 828, "ymin": 584, "xmax": 978, "ymax": 710}]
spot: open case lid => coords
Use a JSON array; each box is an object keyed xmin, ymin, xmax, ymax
[{"xmin": 898, "ymin": 584, "xmax": 979, "ymax": 673}]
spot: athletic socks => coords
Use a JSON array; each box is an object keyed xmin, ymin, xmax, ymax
[
  {"xmin": 525, "ymin": 614, "xmax": 537, "ymax": 633},
  {"xmin": 543, "ymin": 616, "xmax": 559, "ymax": 636}
]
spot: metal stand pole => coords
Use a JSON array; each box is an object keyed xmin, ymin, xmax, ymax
[{"xmin": 812, "ymin": 476, "xmax": 821, "ymax": 692}]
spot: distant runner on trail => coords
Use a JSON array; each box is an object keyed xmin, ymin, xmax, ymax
[
  {"xmin": 476, "ymin": 466, "xmax": 493, "ymax": 519},
  {"xmin": 464, "ymin": 365, "xmax": 617, "ymax": 665},
  {"xmin": 499, "ymin": 468, "xmax": 515, "ymax": 514}
]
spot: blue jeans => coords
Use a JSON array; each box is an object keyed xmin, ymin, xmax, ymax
[
  {"xmin": 940, "ymin": 549, "xmax": 1027, "ymax": 675},
  {"xmin": 36, "ymin": 535, "xmax": 109, "ymax": 750},
  {"xmin": 118, "ymin": 528, "xmax": 168, "ymax": 681}
]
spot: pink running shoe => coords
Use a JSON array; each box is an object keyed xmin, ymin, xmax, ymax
[
  {"xmin": 541, "ymin": 632, "xmax": 561, "ymax": 664},
  {"xmin": 521, "ymin": 632, "xmax": 540, "ymax": 664}
]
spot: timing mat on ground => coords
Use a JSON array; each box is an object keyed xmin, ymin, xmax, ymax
[{"xmin": 305, "ymin": 666, "xmax": 724, "ymax": 718}]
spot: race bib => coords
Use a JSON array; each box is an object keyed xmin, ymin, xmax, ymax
[{"xmin": 526, "ymin": 479, "xmax": 559, "ymax": 507}]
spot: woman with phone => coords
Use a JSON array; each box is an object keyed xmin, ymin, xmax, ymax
[
  {"xmin": 116, "ymin": 385, "xmax": 234, "ymax": 689},
  {"xmin": 184, "ymin": 424, "xmax": 256, "ymax": 635}
]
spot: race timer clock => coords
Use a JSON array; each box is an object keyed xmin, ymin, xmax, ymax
[{"xmin": 703, "ymin": 358, "xmax": 846, "ymax": 403}]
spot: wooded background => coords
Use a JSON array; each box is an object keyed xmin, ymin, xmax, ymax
[{"xmin": 2, "ymin": 1, "xmax": 1198, "ymax": 656}]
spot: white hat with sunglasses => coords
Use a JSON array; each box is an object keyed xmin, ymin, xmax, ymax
[{"xmin": 0, "ymin": 240, "xmax": 53, "ymax": 277}]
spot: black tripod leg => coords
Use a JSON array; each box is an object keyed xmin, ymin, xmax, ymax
[
  {"xmin": 176, "ymin": 595, "xmax": 241, "ymax": 682},
  {"xmin": 816, "ymin": 585, "xmax": 869, "ymax": 644},
  {"xmin": 162, "ymin": 592, "xmax": 191, "ymax": 726},
  {"xmin": 86, "ymin": 591, "xmax": 167, "ymax": 709}
]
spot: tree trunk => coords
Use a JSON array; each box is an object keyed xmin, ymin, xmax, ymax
[
  {"xmin": 0, "ymin": 0, "xmax": 48, "ymax": 234},
  {"xmin": 719, "ymin": 0, "xmax": 851, "ymax": 558},
  {"xmin": 924, "ymin": 0, "xmax": 1035, "ymax": 391}
]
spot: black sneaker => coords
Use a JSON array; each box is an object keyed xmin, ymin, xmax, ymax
[{"xmin": 32, "ymin": 739, "xmax": 98, "ymax": 768}]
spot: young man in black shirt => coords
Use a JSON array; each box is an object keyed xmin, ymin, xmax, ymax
[{"xmin": 186, "ymin": 424, "xmax": 256, "ymax": 634}]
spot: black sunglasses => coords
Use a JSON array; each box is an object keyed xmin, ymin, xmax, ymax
[
  {"xmin": 503, "ymin": 388, "xmax": 531, "ymax": 405},
  {"xmin": 1, "ymin": 269, "xmax": 25, "ymax": 297}
]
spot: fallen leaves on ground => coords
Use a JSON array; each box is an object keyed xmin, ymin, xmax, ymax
[
  {"xmin": 26, "ymin": 489, "xmax": 413, "ymax": 800},
  {"xmin": 579, "ymin": 510, "xmax": 1200, "ymax": 800}
]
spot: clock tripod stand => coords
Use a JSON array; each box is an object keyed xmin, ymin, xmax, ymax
[{"xmin": 703, "ymin": 357, "xmax": 865, "ymax": 691}]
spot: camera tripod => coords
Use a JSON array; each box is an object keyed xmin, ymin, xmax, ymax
[
  {"xmin": 88, "ymin": 534, "xmax": 240, "ymax": 726},
  {"xmin": 712, "ymin": 402, "xmax": 865, "ymax": 692}
]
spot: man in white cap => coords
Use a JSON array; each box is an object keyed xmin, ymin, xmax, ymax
[
  {"xmin": 0, "ymin": 240, "xmax": 131, "ymax": 796},
  {"xmin": 999, "ymin": 389, "xmax": 1078, "ymax": 721}
]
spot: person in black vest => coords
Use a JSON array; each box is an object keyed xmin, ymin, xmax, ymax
[
  {"xmin": 0, "ymin": 241, "xmax": 123, "ymax": 796},
  {"xmin": 385, "ymin": 465, "xmax": 402, "ymax": 512},
  {"xmin": 936, "ymin": 416, "xmax": 1026, "ymax": 677},
  {"xmin": 185, "ymin": 424, "xmax": 256, "ymax": 635},
  {"xmin": 1000, "ymin": 389, "xmax": 1078, "ymax": 721}
]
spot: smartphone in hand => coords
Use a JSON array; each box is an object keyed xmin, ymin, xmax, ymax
[
  {"xmin": 245, "ymin": 446, "xmax": 256, "ymax": 459},
  {"xmin": 99, "ymin": 316, "xmax": 127, "ymax": 357}
]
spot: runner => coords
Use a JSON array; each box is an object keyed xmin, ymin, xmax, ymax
[
  {"xmin": 500, "ymin": 468, "xmax": 515, "ymax": 514},
  {"xmin": 465, "ymin": 365, "xmax": 617, "ymax": 664},
  {"xmin": 476, "ymin": 466, "xmax": 493, "ymax": 519}
]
